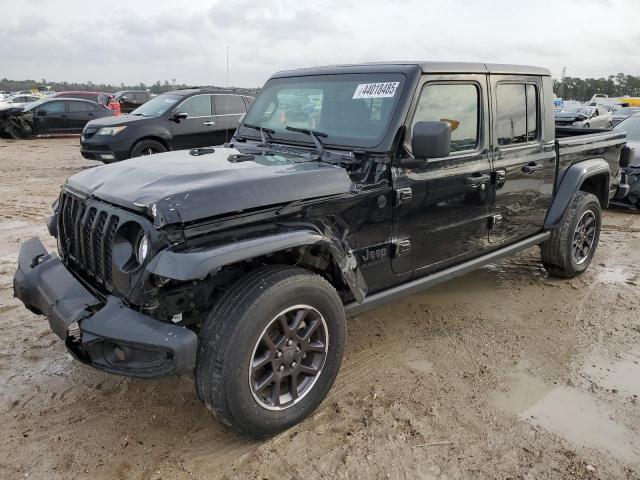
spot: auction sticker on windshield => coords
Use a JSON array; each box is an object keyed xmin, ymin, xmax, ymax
[{"xmin": 353, "ymin": 82, "xmax": 400, "ymax": 99}]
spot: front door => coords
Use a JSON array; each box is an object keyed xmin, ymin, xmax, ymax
[
  {"xmin": 170, "ymin": 94, "xmax": 217, "ymax": 149},
  {"xmin": 392, "ymin": 75, "xmax": 492, "ymax": 275},
  {"xmin": 488, "ymin": 77, "xmax": 555, "ymax": 244},
  {"xmin": 34, "ymin": 100, "xmax": 67, "ymax": 133}
]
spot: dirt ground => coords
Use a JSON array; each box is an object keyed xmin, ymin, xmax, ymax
[{"xmin": 0, "ymin": 137, "xmax": 639, "ymax": 480}]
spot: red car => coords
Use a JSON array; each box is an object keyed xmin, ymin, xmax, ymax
[{"xmin": 52, "ymin": 91, "xmax": 121, "ymax": 115}]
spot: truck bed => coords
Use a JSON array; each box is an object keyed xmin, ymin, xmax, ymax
[{"xmin": 555, "ymin": 127, "xmax": 627, "ymax": 201}]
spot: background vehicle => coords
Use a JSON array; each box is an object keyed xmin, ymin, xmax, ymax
[
  {"xmin": 113, "ymin": 90, "xmax": 152, "ymax": 113},
  {"xmin": 611, "ymin": 106, "xmax": 640, "ymax": 126},
  {"xmin": 0, "ymin": 94, "xmax": 41, "ymax": 110},
  {"xmin": 80, "ymin": 89, "xmax": 254, "ymax": 162},
  {"xmin": 613, "ymin": 113, "xmax": 640, "ymax": 209},
  {"xmin": 14, "ymin": 62, "xmax": 630, "ymax": 439},
  {"xmin": 555, "ymin": 105, "xmax": 612, "ymax": 128},
  {"xmin": 0, "ymin": 98, "xmax": 114, "ymax": 138},
  {"xmin": 52, "ymin": 91, "xmax": 121, "ymax": 115}
]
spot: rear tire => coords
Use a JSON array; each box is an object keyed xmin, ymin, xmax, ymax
[
  {"xmin": 540, "ymin": 191, "xmax": 601, "ymax": 278},
  {"xmin": 130, "ymin": 139, "xmax": 167, "ymax": 158},
  {"xmin": 196, "ymin": 265, "xmax": 346, "ymax": 438}
]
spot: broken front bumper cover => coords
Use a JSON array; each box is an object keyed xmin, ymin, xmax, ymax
[{"xmin": 13, "ymin": 237, "xmax": 197, "ymax": 378}]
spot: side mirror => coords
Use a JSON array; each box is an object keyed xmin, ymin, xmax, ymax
[
  {"xmin": 37, "ymin": 110, "xmax": 47, "ymax": 117},
  {"xmin": 172, "ymin": 112, "xmax": 188, "ymax": 122},
  {"xmin": 404, "ymin": 121, "xmax": 450, "ymax": 167}
]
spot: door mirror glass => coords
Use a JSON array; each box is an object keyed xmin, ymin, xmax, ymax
[
  {"xmin": 172, "ymin": 112, "xmax": 188, "ymax": 121},
  {"xmin": 411, "ymin": 121, "xmax": 451, "ymax": 159}
]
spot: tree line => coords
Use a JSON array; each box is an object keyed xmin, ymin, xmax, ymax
[
  {"xmin": 0, "ymin": 78, "xmax": 259, "ymax": 95},
  {"xmin": 553, "ymin": 73, "xmax": 640, "ymax": 101}
]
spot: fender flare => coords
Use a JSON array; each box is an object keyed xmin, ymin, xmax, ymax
[
  {"xmin": 544, "ymin": 158, "xmax": 610, "ymax": 229},
  {"xmin": 146, "ymin": 229, "xmax": 368, "ymax": 303}
]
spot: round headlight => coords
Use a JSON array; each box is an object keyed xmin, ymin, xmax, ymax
[{"xmin": 136, "ymin": 234, "xmax": 149, "ymax": 263}]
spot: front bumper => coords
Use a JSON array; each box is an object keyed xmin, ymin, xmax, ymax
[
  {"xmin": 80, "ymin": 134, "xmax": 131, "ymax": 162},
  {"xmin": 13, "ymin": 237, "xmax": 197, "ymax": 378}
]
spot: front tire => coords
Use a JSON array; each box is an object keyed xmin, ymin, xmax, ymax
[
  {"xmin": 196, "ymin": 266, "xmax": 346, "ymax": 438},
  {"xmin": 130, "ymin": 139, "xmax": 167, "ymax": 158},
  {"xmin": 541, "ymin": 191, "xmax": 601, "ymax": 278}
]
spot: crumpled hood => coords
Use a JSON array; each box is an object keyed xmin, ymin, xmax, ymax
[{"xmin": 65, "ymin": 145, "xmax": 354, "ymax": 227}]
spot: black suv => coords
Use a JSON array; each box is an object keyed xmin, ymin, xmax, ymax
[
  {"xmin": 113, "ymin": 90, "xmax": 152, "ymax": 114},
  {"xmin": 80, "ymin": 89, "xmax": 254, "ymax": 162}
]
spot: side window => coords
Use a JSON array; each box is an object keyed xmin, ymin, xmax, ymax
[
  {"xmin": 121, "ymin": 93, "xmax": 134, "ymax": 102},
  {"xmin": 175, "ymin": 95, "xmax": 212, "ymax": 117},
  {"xmin": 526, "ymin": 84, "xmax": 538, "ymax": 141},
  {"xmin": 215, "ymin": 95, "xmax": 246, "ymax": 115},
  {"xmin": 39, "ymin": 101, "xmax": 66, "ymax": 113},
  {"xmin": 68, "ymin": 101, "xmax": 95, "ymax": 112},
  {"xmin": 496, "ymin": 83, "xmax": 538, "ymax": 146},
  {"xmin": 412, "ymin": 83, "xmax": 479, "ymax": 153},
  {"xmin": 134, "ymin": 93, "xmax": 148, "ymax": 103}
]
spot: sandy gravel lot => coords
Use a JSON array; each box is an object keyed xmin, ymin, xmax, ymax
[{"xmin": 0, "ymin": 137, "xmax": 639, "ymax": 479}]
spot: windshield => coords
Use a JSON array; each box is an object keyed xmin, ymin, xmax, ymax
[
  {"xmin": 561, "ymin": 107, "xmax": 582, "ymax": 113},
  {"xmin": 577, "ymin": 108, "xmax": 594, "ymax": 115},
  {"xmin": 239, "ymin": 73, "xmax": 406, "ymax": 148},
  {"xmin": 130, "ymin": 94, "xmax": 180, "ymax": 117},
  {"xmin": 23, "ymin": 99, "xmax": 47, "ymax": 111},
  {"xmin": 614, "ymin": 114, "xmax": 640, "ymax": 141}
]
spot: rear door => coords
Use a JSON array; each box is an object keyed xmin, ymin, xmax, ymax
[
  {"xmin": 488, "ymin": 76, "xmax": 555, "ymax": 244},
  {"xmin": 66, "ymin": 100, "xmax": 98, "ymax": 132},
  {"xmin": 170, "ymin": 94, "xmax": 217, "ymax": 149},
  {"xmin": 213, "ymin": 94, "xmax": 247, "ymax": 143},
  {"xmin": 392, "ymin": 75, "xmax": 492, "ymax": 275}
]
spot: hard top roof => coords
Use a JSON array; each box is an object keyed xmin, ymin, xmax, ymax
[{"xmin": 272, "ymin": 61, "xmax": 551, "ymax": 78}]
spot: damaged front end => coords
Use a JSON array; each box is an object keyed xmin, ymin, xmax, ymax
[{"xmin": 0, "ymin": 109, "xmax": 33, "ymax": 139}]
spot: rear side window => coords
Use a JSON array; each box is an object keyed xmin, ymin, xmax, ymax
[
  {"xmin": 215, "ymin": 95, "xmax": 246, "ymax": 115},
  {"xmin": 496, "ymin": 83, "xmax": 538, "ymax": 146},
  {"xmin": 412, "ymin": 83, "xmax": 479, "ymax": 154},
  {"xmin": 68, "ymin": 101, "xmax": 96, "ymax": 112},
  {"xmin": 175, "ymin": 94, "xmax": 212, "ymax": 117},
  {"xmin": 134, "ymin": 92, "xmax": 148, "ymax": 103}
]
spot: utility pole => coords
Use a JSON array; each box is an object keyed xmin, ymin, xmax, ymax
[
  {"xmin": 560, "ymin": 66, "xmax": 567, "ymax": 99},
  {"xmin": 226, "ymin": 46, "xmax": 229, "ymax": 88}
]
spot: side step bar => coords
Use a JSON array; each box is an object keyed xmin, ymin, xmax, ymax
[{"xmin": 345, "ymin": 231, "xmax": 551, "ymax": 317}]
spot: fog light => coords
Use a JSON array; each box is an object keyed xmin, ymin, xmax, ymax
[
  {"xmin": 100, "ymin": 154, "xmax": 114, "ymax": 160},
  {"xmin": 114, "ymin": 346, "xmax": 126, "ymax": 362}
]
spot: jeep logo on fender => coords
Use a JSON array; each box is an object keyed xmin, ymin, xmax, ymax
[{"xmin": 359, "ymin": 245, "xmax": 388, "ymax": 265}]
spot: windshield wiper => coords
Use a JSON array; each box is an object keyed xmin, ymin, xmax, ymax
[
  {"xmin": 242, "ymin": 122, "xmax": 275, "ymax": 146},
  {"xmin": 285, "ymin": 126, "xmax": 327, "ymax": 160}
]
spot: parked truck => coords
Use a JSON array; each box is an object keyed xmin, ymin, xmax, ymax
[{"xmin": 14, "ymin": 62, "xmax": 632, "ymax": 438}]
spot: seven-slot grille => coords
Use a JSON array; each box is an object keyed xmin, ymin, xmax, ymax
[{"xmin": 58, "ymin": 191, "xmax": 119, "ymax": 289}]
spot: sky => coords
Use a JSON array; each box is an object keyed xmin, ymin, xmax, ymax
[{"xmin": 1, "ymin": 0, "xmax": 638, "ymax": 88}]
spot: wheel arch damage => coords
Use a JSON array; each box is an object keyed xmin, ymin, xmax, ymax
[
  {"xmin": 544, "ymin": 158, "xmax": 610, "ymax": 229},
  {"xmin": 146, "ymin": 226, "xmax": 368, "ymax": 303}
]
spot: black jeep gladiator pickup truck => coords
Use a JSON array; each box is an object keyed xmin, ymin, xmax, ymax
[{"xmin": 14, "ymin": 62, "xmax": 632, "ymax": 438}]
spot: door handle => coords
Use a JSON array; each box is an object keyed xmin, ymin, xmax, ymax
[
  {"xmin": 522, "ymin": 162, "xmax": 544, "ymax": 174},
  {"xmin": 203, "ymin": 121, "xmax": 215, "ymax": 126},
  {"xmin": 465, "ymin": 173, "xmax": 491, "ymax": 187}
]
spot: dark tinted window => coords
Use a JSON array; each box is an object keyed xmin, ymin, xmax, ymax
[
  {"xmin": 134, "ymin": 92, "xmax": 148, "ymax": 103},
  {"xmin": 215, "ymin": 95, "xmax": 246, "ymax": 115},
  {"xmin": 497, "ymin": 83, "xmax": 538, "ymax": 146},
  {"xmin": 412, "ymin": 83, "xmax": 479, "ymax": 153},
  {"xmin": 68, "ymin": 101, "xmax": 96, "ymax": 112},
  {"xmin": 175, "ymin": 94, "xmax": 212, "ymax": 117},
  {"xmin": 120, "ymin": 92, "xmax": 134, "ymax": 102},
  {"xmin": 39, "ymin": 101, "xmax": 65, "ymax": 113}
]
